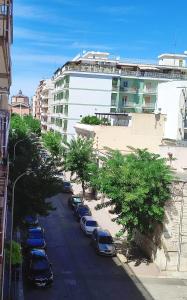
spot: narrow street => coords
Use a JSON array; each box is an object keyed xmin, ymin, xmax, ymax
[{"xmin": 24, "ymin": 193, "xmax": 147, "ymax": 300}]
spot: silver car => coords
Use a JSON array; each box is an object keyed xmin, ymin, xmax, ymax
[
  {"xmin": 80, "ymin": 216, "xmax": 99, "ymax": 235},
  {"xmin": 91, "ymin": 228, "xmax": 116, "ymax": 256}
]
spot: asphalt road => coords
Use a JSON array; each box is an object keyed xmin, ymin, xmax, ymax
[{"xmin": 24, "ymin": 193, "xmax": 146, "ymax": 300}]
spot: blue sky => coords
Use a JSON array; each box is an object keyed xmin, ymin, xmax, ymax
[{"xmin": 11, "ymin": 0, "xmax": 187, "ymax": 98}]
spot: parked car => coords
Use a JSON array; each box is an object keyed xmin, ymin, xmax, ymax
[
  {"xmin": 68, "ymin": 196, "xmax": 83, "ymax": 209},
  {"xmin": 80, "ymin": 216, "xmax": 99, "ymax": 235},
  {"xmin": 27, "ymin": 227, "xmax": 44, "ymax": 239},
  {"xmin": 91, "ymin": 228, "xmax": 116, "ymax": 256},
  {"xmin": 25, "ymin": 249, "xmax": 53, "ymax": 287},
  {"xmin": 23, "ymin": 227, "xmax": 46, "ymax": 251},
  {"xmin": 74, "ymin": 205, "xmax": 92, "ymax": 221},
  {"xmin": 23, "ymin": 215, "xmax": 39, "ymax": 227},
  {"xmin": 23, "ymin": 236, "xmax": 46, "ymax": 252},
  {"xmin": 62, "ymin": 181, "xmax": 73, "ymax": 193}
]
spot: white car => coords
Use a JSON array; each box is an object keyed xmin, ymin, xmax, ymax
[{"xmin": 80, "ymin": 216, "xmax": 99, "ymax": 235}]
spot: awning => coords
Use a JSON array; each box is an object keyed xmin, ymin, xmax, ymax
[{"xmin": 138, "ymin": 65, "xmax": 159, "ymax": 71}]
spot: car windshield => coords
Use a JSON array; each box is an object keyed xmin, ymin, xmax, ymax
[
  {"xmin": 98, "ymin": 236, "xmax": 113, "ymax": 244},
  {"xmin": 64, "ymin": 182, "xmax": 70, "ymax": 186},
  {"xmin": 86, "ymin": 221, "xmax": 98, "ymax": 227},
  {"xmin": 73, "ymin": 198, "xmax": 82, "ymax": 203},
  {"xmin": 31, "ymin": 258, "xmax": 49, "ymax": 272}
]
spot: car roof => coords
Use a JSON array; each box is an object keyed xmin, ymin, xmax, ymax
[
  {"xmin": 28, "ymin": 227, "xmax": 42, "ymax": 232},
  {"xmin": 95, "ymin": 228, "xmax": 112, "ymax": 237},
  {"xmin": 81, "ymin": 216, "xmax": 95, "ymax": 221},
  {"xmin": 25, "ymin": 215, "xmax": 38, "ymax": 221},
  {"xmin": 30, "ymin": 249, "xmax": 46, "ymax": 257}
]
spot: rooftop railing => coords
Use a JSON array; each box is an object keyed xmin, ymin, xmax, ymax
[{"xmin": 61, "ymin": 64, "xmax": 187, "ymax": 81}]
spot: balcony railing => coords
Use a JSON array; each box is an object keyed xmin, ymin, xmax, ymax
[
  {"xmin": 143, "ymin": 88, "xmax": 157, "ymax": 94},
  {"xmin": 0, "ymin": 1, "xmax": 13, "ymax": 42},
  {"xmin": 120, "ymin": 87, "xmax": 139, "ymax": 93},
  {"xmin": 142, "ymin": 103, "xmax": 155, "ymax": 109},
  {"xmin": 62, "ymin": 64, "xmax": 187, "ymax": 81}
]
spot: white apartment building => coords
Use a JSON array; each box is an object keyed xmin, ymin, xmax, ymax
[{"xmin": 50, "ymin": 51, "xmax": 187, "ymax": 140}]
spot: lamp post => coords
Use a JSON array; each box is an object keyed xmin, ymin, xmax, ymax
[
  {"xmin": 13, "ymin": 138, "xmax": 28, "ymax": 161},
  {"xmin": 8, "ymin": 169, "xmax": 32, "ymax": 300}
]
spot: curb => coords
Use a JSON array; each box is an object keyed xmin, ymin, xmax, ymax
[
  {"xmin": 16, "ymin": 230, "xmax": 24, "ymax": 300},
  {"xmin": 116, "ymin": 253, "xmax": 155, "ymax": 300}
]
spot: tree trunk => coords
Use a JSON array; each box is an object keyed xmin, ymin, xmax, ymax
[{"xmin": 82, "ymin": 181, "xmax": 85, "ymax": 197}]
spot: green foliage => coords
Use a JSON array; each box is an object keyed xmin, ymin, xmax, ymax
[
  {"xmin": 23, "ymin": 115, "xmax": 41, "ymax": 135},
  {"xmin": 96, "ymin": 148, "xmax": 173, "ymax": 238},
  {"xmin": 63, "ymin": 137, "xmax": 97, "ymax": 195},
  {"xmin": 8, "ymin": 126, "xmax": 63, "ymax": 226},
  {"xmin": 5, "ymin": 241, "xmax": 22, "ymax": 265},
  {"xmin": 10, "ymin": 114, "xmax": 41, "ymax": 140},
  {"xmin": 80, "ymin": 115, "xmax": 110, "ymax": 125},
  {"xmin": 42, "ymin": 131, "xmax": 62, "ymax": 157}
]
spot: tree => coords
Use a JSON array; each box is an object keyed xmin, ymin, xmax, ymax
[
  {"xmin": 63, "ymin": 137, "xmax": 97, "ymax": 196},
  {"xmin": 96, "ymin": 148, "xmax": 173, "ymax": 239},
  {"xmin": 42, "ymin": 131, "xmax": 63, "ymax": 158},
  {"xmin": 80, "ymin": 115, "xmax": 110, "ymax": 125},
  {"xmin": 6, "ymin": 241, "xmax": 22, "ymax": 266},
  {"xmin": 23, "ymin": 115, "xmax": 41, "ymax": 135},
  {"xmin": 8, "ymin": 117, "xmax": 63, "ymax": 226}
]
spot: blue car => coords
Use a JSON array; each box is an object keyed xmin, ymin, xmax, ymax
[
  {"xmin": 23, "ymin": 215, "xmax": 39, "ymax": 227},
  {"xmin": 24, "ymin": 227, "xmax": 46, "ymax": 251}
]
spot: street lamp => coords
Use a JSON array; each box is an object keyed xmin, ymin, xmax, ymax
[
  {"xmin": 13, "ymin": 138, "xmax": 28, "ymax": 161},
  {"xmin": 8, "ymin": 169, "xmax": 33, "ymax": 300}
]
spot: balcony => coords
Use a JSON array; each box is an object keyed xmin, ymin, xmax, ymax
[
  {"xmin": 120, "ymin": 87, "xmax": 139, "ymax": 93},
  {"xmin": 143, "ymin": 88, "xmax": 157, "ymax": 94},
  {"xmin": 142, "ymin": 102, "xmax": 155, "ymax": 113}
]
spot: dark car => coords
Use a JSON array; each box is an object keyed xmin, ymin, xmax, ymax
[
  {"xmin": 91, "ymin": 228, "xmax": 116, "ymax": 256},
  {"xmin": 25, "ymin": 249, "xmax": 53, "ymax": 287},
  {"xmin": 68, "ymin": 196, "xmax": 83, "ymax": 209},
  {"xmin": 23, "ymin": 215, "xmax": 39, "ymax": 227},
  {"xmin": 62, "ymin": 181, "xmax": 73, "ymax": 193},
  {"xmin": 74, "ymin": 205, "xmax": 92, "ymax": 221}
]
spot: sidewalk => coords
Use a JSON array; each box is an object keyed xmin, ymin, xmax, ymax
[{"xmin": 71, "ymin": 181, "xmax": 187, "ymax": 300}]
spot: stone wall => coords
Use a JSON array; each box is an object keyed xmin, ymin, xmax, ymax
[{"xmin": 134, "ymin": 180, "xmax": 187, "ymax": 272}]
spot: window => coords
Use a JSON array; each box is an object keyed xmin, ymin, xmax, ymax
[
  {"xmin": 111, "ymin": 93, "xmax": 117, "ymax": 106},
  {"xmin": 64, "ymin": 105, "xmax": 68, "ymax": 115},
  {"xmin": 63, "ymin": 119, "xmax": 68, "ymax": 130},
  {"xmin": 123, "ymin": 81, "xmax": 128, "ymax": 88},
  {"xmin": 53, "ymin": 106, "xmax": 56, "ymax": 113},
  {"xmin": 122, "ymin": 96, "xmax": 127, "ymax": 107},
  {"xmin": 110, "ymin": 107, "xmax": 116, "ymax": 113}
]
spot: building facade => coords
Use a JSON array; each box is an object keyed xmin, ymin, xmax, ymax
[
  {"xmin": 51, "ymin": 51, "xmax": 187, "ymax": 140},
  {"xmin": 0, "ymin": 0, "xmax": 13, "ymax": 298},
  {"xmin": 10, "ymin": 89, "xmax": 30, "ymax": 115},
  {"xmin": 33, "ymin": 79, "xmax": 54, "ymax": 132}
]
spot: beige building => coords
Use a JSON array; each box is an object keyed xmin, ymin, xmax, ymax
[
  {"xmin": 75, "ymin": 112, "xmax": 166, "ymax": 155},
  {"xmin": 33, "ymin": 79, "xmax": 54, "ymax": 131},
  {"xmin": 0, "ymin": 0, "xmax": 13, "ymax": 298},
  {"xmin": 10, "ymin": 89, "xmax": 30, "ymax": 115}
]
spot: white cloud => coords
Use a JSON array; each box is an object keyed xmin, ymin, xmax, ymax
[
  {"xmin": 70, "ymin": 41, "xmax": 114, "ymax": 51},
  {"xmin": 13, "ymin": 53, "xmax": 68, "ymax": 65}
]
